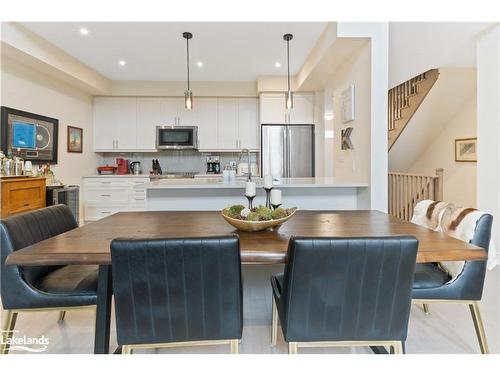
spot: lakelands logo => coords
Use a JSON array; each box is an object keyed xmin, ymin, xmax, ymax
[{"xmin": 1, "ymin": 330, "xmax": 49, "ymax": 352}]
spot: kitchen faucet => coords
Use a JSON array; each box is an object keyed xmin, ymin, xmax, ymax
[{"xmin": 239, "ymin": 148, "xmax": 252, "ymax": 181}]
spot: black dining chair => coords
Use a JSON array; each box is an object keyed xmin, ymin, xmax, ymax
[
  {"xmin": 412, "ymin": 211, "xmax": 493, "ymax": 354},
  {"xmin": 110, "ymin": 235, "xmax": 243, "ymax": 354},
  {"xmin": 0, "ymin": 205, "xmax": 98, "ymax": 354},
  {"xmin": 271, "ymin": 236, "xmax": 418, "ymax": 354}
]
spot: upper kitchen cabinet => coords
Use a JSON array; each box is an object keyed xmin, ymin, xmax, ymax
[
  {"xmin": 217, "ymin": 98, "xmax": 239, "ymax": 150},
  {"xmin": 94, "ymin": 97, "xmax": 138, "ymax": 151},
  {"xmin": 238, "ymin": 98, "xmax": 259, "ymax": 150},
  {"xmin": 136, "ymin": 98, "xmax": 164, "ymax": 150},
  {"xmin": 197, "ymin": 98, "xmax": 218, "ymax": 150},
  {"xmin": 259, "ymin": 93, "xmax": 314, "ymax": 125}
]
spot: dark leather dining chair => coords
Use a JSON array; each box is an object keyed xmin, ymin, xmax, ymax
[
  {"xmin": 0, "ymin": 205, "xmax": 98, "ymax": 354},
  {"xmin": 412, "ymin": 213, "xmax": 493, "ymax": 354},
  {"xmin": 271, "ymin": 236, "xmax": 418, "ymax": 354},
  {"xmin": 110, "ymin": 235, "xmax": 243, "ymax": 354}
]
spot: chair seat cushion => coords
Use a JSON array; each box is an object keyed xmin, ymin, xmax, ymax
[
  {"xmin": 413, "ymin": 263, "xmax": 451, "ymax": 289},
  {"xmin": 34, "ymin": 265, "xmax": 98, "ymax": 295}
]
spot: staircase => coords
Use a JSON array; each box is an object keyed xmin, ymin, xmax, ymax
[{"xmin": 388, "ymin": 69, "xmax": 439, "ymax": 150}]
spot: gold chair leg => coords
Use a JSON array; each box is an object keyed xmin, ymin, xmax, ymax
[
  {"xmin": 288, "ymin": 342, "xmax": 298, "ymax": 354},
  {"xmin": 1, "ymin": 310, "xmax": 18, "ymax": 355},
  {"xmin": 392, "ymin": 341, "xmax": 403, "ymax": 354},
  {"xmin": 423, "ymin": 304, "xmax": 430, "ymax": 314},
  {"xmin": 271, "ymin": 298, "xmax": 278, "ymax": 346},
  {"xmin": 122, "ymin": 345, "xmax": 132, "ymax": 354},
  {"xmin": 230, "ymin": 339, "xmax": 239, "ymax": 354},
  {"xmin": 469, "ymin": 302, "xmax": 489, "ymax": 354},
  {"xmin": 58, "ymin": 311, "xmax": 66, "ymax": 322}
]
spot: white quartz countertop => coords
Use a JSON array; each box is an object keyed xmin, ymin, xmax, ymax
[{"xmin": 137, "ymin": 177, "xmax": 368, "ymax": 190}]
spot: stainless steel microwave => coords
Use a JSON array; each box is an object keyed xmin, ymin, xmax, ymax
[{"xmin": 156, "ymin": 126, "xmax": 198, "ymax": 150}]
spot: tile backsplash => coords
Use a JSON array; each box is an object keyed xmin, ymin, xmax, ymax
[{"xmin": 97, "ymin": 150, "xmax": 259, "ymax": 175}]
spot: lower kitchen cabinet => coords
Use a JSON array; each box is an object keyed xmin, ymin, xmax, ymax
[{"xmin": 82, "ymin": 177, "xmax": 149, "ymax": 221}]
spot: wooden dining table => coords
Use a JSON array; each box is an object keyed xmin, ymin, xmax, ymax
[{"xmin": 5, "ymin": 210, "xmax": 487, "ymax": 354}]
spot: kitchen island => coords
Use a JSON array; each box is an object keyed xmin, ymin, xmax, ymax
[{"xmin": 138, "ymin": 177, "xmax": 369, "ymax": 210}]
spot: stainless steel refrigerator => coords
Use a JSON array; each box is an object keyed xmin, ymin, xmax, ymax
[{"xmin": 261, "ymin": 124, "xmax": 314, "ymax": 178}]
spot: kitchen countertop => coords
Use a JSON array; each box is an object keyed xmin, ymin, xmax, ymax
[
  {"xmin": 137, "ymin": 177, "xmax": 369, "ymax": 190},
  {"xmin": 83, "ymin": 174, "xmax": 151, "ymax": 178}
]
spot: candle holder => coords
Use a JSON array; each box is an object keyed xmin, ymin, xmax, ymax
[
  {"xmin": 246, "ymin": 195, "xmax": 256, "ymax": 209},
  {"xmin": 264, "ymin": 187, "xmax": 273, "ymax": 208},
  {"xmin": 271, "ymin": 203, "xmax": 282, "ymax": 210}
]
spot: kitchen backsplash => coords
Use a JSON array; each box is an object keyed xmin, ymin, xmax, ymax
[{"xmin": 97, "ymin": 150, "xmax": 259, "ymax": 175}]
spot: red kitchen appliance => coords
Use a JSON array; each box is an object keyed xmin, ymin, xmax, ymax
[{"xmin": 116, "ymin": 158, "xmax": 129, "ymax": 175}]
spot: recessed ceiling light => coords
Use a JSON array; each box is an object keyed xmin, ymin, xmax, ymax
[
  {"xmin": 196, "ymin": 61, "xmax": 204, "ymax": 68},
  {"xmin": 118, "ymin": 60, "xmax": 126, "ymax": 66},
  {"xmin": 79, "ymin": 28, "xmax": 89, "ymax": 36},
  {"xmin": 274, "ymin": 62, "xmax": 281, "ymax": 68}
]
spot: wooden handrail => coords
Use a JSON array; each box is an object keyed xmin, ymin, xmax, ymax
[{"xmin": 388, "ymin": 168, "xmax": 443, "ymax": 221}]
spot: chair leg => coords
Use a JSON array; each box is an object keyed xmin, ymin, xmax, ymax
[
  {"xmin": 469, "ymin": 302, "xmax": 489, "ymax": 354},
  {"xmin": 58, "ymin": 311, "xmax": 66, "ymax": 322},
  {"xmin": 271, "ymin": 297, "xmax": 278, "ymax": 346},
  {"xmin": 423, "ymin": 304, "xmax": 430, "ymax": 315},
  {"xmin": 1, "ymin": 310, "xmax": 18, "ymax": 355},
  {"xmin": 288, "ymin": 342, "xmax": 298, "ymax": 354},
  {"xmin": 121, "ymin": 345, "xmax": 132, "ymax": 354},
  {"xmin": 392, "ymin": 341, "xmax": 403, "ymax": 354},
  {"xmin": 230, "ymin": 339, "xmax": 239, "ymax": 354}
]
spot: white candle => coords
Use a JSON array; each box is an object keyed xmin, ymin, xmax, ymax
[
  {"xmin": 245, "ymin": 181, "xmax": 256, "ymax": 197},
  {"xmin": 263, "ymin": 175, "xmax": 273, "ymax": 189},
  {"xmin": 270, "ymin": 189, "xmax": 282, "ymax": 205}
]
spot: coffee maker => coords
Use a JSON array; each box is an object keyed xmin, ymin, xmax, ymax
[
  {"xmin": 206, "ymin": 156, "xmax": 220, "ymax": 174},
  {"xmin": 116, "ymin": 158, "xmax": 129, "ymax": 175}
]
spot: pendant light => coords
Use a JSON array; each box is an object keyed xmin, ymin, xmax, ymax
[
  {"xmin": 183, "ymin": 32, "xmax": 193, "ymax": 110},
  {"xmin": 283, "ymin": 33, "xmax": 293, "ymax": 110}
]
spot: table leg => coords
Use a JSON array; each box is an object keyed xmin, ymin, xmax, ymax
[{"xmin": 94, "ymin": 265, "xmax": 112, "ymax": 354}]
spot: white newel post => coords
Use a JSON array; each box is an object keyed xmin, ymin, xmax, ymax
[{"xmin": 477, "ymin": 24, "xmax": 500, "ymax": 265}]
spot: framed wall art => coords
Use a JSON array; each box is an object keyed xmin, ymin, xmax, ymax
[
  {"xmin": 455, "ymin": 137, "xmax": 477, "ymax": 162},
  {"xmin": 1, "ymin": 106, "xmax": 59, "ymax": 163},
  {"xmin": 67, "ymin": 126, "xmax": 83, "ymax": 153}
]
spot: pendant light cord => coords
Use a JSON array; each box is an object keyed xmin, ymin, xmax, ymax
[
  {"xmin": 287, "ymin": 39, "xmax": 291, "ymax": 91},
  {"xmin": 186, "ymin": 37, "xmax": 190, "ymax": 91}
]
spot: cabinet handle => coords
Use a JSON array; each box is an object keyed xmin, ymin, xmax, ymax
[
  {"xmin": 24, "ymin": 203, "xmax": 30, "ymax": 207},
  {"xmin": 101, "ymin": 182, "xmax": 112, "ymax": 184},
  {"xmin": 116, "ymin": 139, "xmax": 118, "ymax": 149},
  {"xmin": 134, "ymin": 198, "xmax": 145, "ymax": 201},
  {"xmin": 100, "ymin": 194, "xmax": 111, "ymax": 197},
  {"xmin": 101, "ymin": 211, "xmax": 111, "ymax": 214}
]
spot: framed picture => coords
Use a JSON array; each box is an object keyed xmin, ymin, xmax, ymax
[
  {"xmin": 455, "ymin": 137, "xmax": 477, "ymax": 162},
  {"xmin": 341, "ymin": 85, "xmax": 355, "ymax": 123},
  {"xmin": 1, "ymin": 106, "xmax": 58, "ymax": 163},
  {"xmin": 67, "ymin": 126, "xmax": 83, "ymax": 153}
]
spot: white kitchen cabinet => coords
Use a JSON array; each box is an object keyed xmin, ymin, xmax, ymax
[
  {"xmin": 178, "ymin": 98, "xmax": 198, "ymax": 126},
  {"xmin": 136, "ymin": 98, "xmax": 163, "ymax": 150},
  {"xmin": 161, "ymin": 98, "xmax": 181, "ymax": 125},
  {"xmin": 94, "ymin": 97, "xmax": 137, "ymax": 151},
  {"xmin": 259, "ymin": 93, "xmax": 314, "ymax": 125},
  {"xmin": 238, "ymin": 98, "xmax": 259, "ymax": 150},
  {"xmin": 217, "ymin": 98, "xmax": 239, "ymax": 150},
  {"xmin": 82, "ymin": 177, "xmax": 149, "ymax": 221},
  {"xmin": 197, "ymin": 98, "xmax": 218, "ymax": 150},
  {"xmin": 289, "ymin": 93, "xmax": 315, "ymax": 124}
]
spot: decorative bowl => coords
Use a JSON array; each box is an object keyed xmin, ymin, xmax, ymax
[{"xmin": 221, "ymin": 207, "xmax": 297, "ymax": 232}]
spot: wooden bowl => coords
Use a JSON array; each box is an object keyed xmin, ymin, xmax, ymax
[{"xmin": 221, "ymin": 207, "xmax": 297, "ymax": 232}]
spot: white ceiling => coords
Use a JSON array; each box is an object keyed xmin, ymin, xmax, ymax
[
  {"xmin": 20, "ymin": 22, "xmax": 328, "ymax": 81},
  {"xmin": 389, "ymin": 22, "xmax": 494, "ymax": 86}
]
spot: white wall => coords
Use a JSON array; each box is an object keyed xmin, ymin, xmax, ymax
[
  {"xmin": 477, "ymin": 25, "xmax": 500, "ymax": 259},
  {"xmin": 1, "ymin": 56, "xmax": 98, "ymax": 187},
  {"xmin": 407, "ymin": 97, "xmax": 477, "ymax": 207},
  {"xmin": 322, "ymin": 43, "xmax": 371, "ymax": 184},
  {"xmin": 337, "ymin": 23, "xmax": 389, "ymax": 211}
]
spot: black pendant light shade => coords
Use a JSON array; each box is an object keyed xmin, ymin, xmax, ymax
[
  {"xmin": 183, "ymin": 32, "xmax": 193, "ymax": 110},
  {"xmin": 284, "ymin": 33, "xmax": 293, "ymax": 110}
]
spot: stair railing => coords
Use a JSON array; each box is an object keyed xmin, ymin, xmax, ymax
[{"xmin": 388, "ymin": 168, "xmax": 443, "ymax": 221}]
